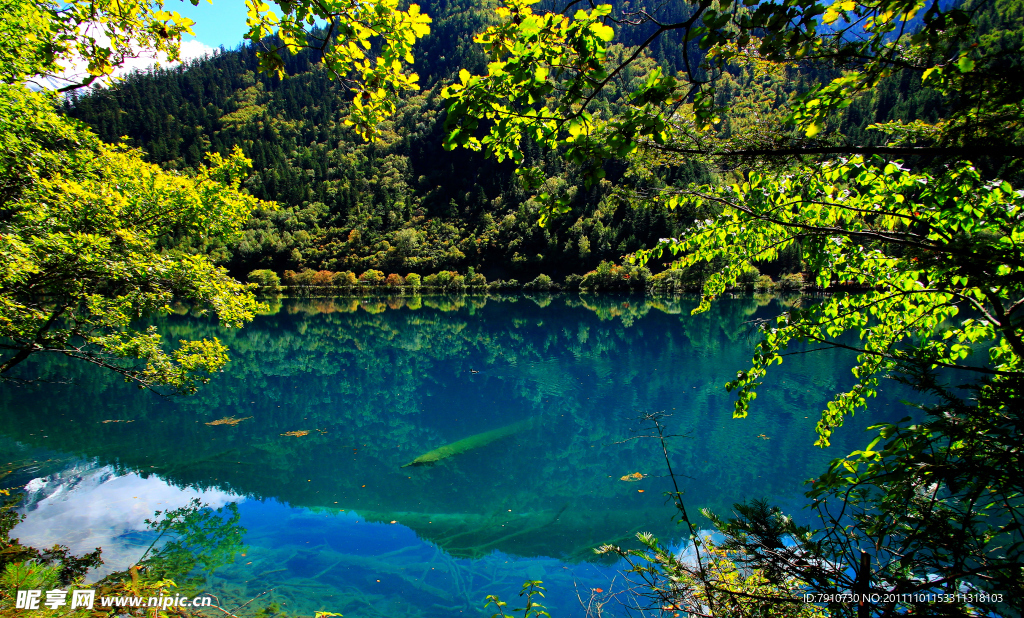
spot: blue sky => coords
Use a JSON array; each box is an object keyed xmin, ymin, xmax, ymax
[
  {"xmin": 41, "ymin": 0, "xmax": 252, "ymax": 89},
  {"xmin": 167, "ymin": 0, "xmax": 251, "ymax": 50}
]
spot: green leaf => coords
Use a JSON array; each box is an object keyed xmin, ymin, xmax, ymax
[{"xmin": 590, "ymin": 22, "xmax": 614, "ymax": 42}]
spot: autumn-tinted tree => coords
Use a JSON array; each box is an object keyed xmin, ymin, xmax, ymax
[{"xmin": 0, "ymin": 84, "xmax": 263, "ymax": 391}]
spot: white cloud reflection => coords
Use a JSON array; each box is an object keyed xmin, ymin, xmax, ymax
[{"xmin": 12, "ymin": 462, "xmax": 239, "ymax": 581}]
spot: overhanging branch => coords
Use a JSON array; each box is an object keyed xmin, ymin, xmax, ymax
[{"xmin": 646, "ymin": 143, "xmax": 1024, "ymax": 159}]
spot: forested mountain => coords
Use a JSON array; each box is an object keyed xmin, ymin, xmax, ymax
[{"xmin": 63, "ymin": 0, "xmax": 945, "ymax": 283}]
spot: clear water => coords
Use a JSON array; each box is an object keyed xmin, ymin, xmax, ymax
[{"xmin": 0, "ymin": 294, "xmax": 914, "ymax": 617}]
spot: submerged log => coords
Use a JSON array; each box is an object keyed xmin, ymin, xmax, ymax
[{"xmin": 400, "ymin": 417, "xmax": 536, "ymax": 468}]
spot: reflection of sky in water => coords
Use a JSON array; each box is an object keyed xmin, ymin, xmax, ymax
[
  {"xmin": 13, "ymin": 462, "xmax": 238, "ymax": 580},
  {"xmin": 12, "ymin": 462, "xmax": 621, "ymax": 616}
]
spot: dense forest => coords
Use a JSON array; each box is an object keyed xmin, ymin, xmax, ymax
[{"xmin": 62, "ymin": 0, "xmax": 945, "ymax": 287}]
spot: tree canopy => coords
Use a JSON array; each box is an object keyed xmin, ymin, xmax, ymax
[
  {"xmin": 443, "ymin": 0, "xmax": 1023, "ymax": 168},
  {"xmin": 243, "ymin": 0, "xmax": 432, "ymax": 140},
  {"xmin": 0, "ymin": 85, "xmax": 265, "ymax": 391}
]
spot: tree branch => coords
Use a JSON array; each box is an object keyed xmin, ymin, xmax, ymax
[{"xmin": 647, "ymin": 143, "xmax": 1024, "ymax": 160}]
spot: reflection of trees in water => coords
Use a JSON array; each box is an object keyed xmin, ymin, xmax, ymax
[
  {"xmin": 135, "ymin": 499, "xmax": 246, "ymax": 593},
  {"xmin": 0, "ymin": 295, "xmax": 900, "ymax": 559}
]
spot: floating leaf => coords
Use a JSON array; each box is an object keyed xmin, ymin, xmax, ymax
[
  {"xmin": 281, "ymin": 430, "xmax": 310, "ymax": 437},
  {"xmin": 206, "ymin": 416, "xmax": 253, "ymax": 426}
]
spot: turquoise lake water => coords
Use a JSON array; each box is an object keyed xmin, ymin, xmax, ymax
[{"xmin": 0, "ymin": 294, "xmax": 915, "ymax": 617}]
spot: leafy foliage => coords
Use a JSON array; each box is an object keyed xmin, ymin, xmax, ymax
[
  {"xmin": 59, "ymin": 0, "xmax": 1006, "ymax": 286},
  {"xmin": 243, "ymin": 0, "xmax": 432, "ymax": 140},
  {"xmin": 639, "ymin": 157, "xmax": 1024, "ymax": 445},
  {"xmin": 0, "ymin": 0, "xmax": 197, "ymax": 90},
  {"xmin": 137, "ymin": 499, "xmax": 246, "ymax": 592},
  {"xmin": 688, "ymin": 372, "xmax": 1024, "ymax": 616},
  {"xmin": 444, "ymin": 0, "xmax": 1022, "ymax": 169},
  {"xmin": 599, "ymin": 530, "xmax": 827, "ymax": 618},
  {"xmin": 0, "ymin": 85, "xmax": 264, "ymax": 391},
  {"xmin": 248, "ymin": 269, "xmax": 283, "ymax": 290},
  {"xmin": 484, "ymin": 580, "xmax": 550, "ymax": 618}
]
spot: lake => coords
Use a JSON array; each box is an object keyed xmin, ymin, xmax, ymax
[{"xmin": 0, "ymin": 293, "xmax": 912, "ymax": 617}]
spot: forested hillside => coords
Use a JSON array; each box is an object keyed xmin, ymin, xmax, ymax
[{"xmin": 64, "ymin": 0, "xmax": 946, "ymax": 285}]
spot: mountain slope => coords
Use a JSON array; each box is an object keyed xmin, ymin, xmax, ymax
[{"xmin": 63, "ymin": 0, "xmax": 947, "ymax": 282}]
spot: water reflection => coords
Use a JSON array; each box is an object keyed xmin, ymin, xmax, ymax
[
  {"xmin": 11, "ymin": 461, "xmax": 238, "ymax": 581},
  {"xmin": 8, "ymin": 460, "xmax": 617, "ymax": 617},
  {"xmin": 0, "ymin": 293, "xmax": 912, "ymax": 616}
]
